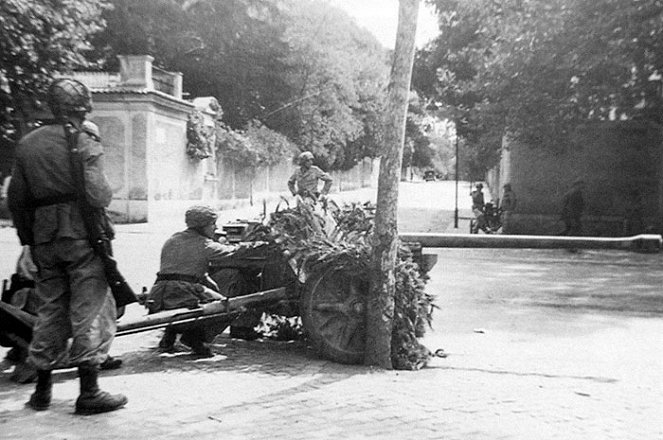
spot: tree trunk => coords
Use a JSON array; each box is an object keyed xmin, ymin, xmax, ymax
[{"xmin": 364, "ymin": 0, "xmax": 419, "ymax": 368}]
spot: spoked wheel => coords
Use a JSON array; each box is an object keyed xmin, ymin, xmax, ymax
[{"xmin": 300, "ymin": 268, "xmax": 368, "ymax": 364}]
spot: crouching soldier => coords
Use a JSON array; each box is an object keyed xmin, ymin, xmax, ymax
[{"xmin": 146, "ymin": 205, "xmax": 234, "ymax": 357}]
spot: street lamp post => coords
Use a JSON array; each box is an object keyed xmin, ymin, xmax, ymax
[{"xmin": 454, "ymin": 133, "xmax": 459, "ymax": 228}]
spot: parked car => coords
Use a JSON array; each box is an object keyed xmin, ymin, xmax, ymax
[{"xmin": 423, "ymin": 170, "xmax": 436, "ymax": 182}]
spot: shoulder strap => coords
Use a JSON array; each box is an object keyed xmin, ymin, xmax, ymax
[{"xmin": 63, "ymin": 123, "xmax": 87, "ymax": 200}]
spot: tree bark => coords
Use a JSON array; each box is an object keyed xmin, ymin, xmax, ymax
[{"xmin": 364, "ymin": 0, "xmax": 419, "ymax": 368}]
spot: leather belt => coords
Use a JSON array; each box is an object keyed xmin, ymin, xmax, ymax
[
  {"xmin": 155, "ymin": 273, "xmax": 200, "ymax": 283},
  {"xmin": 32, "ymin": 193, "xmax": 78, "ymax": 208}
]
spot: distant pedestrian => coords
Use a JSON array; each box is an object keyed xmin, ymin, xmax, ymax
[
  {"xmin": 470, "ymin": 183, "xmax": 489, "ymax": 233},
  {"xmin": 500, "ymin": 183, "xmax": 517, "ymax": 212},
  {"xmin": 560, "ymin": 179, "xmax": 585, "ymax": 236},
  {"xmin": 623, "ymin": 189, "xmax": 645, "ymax": 236}
]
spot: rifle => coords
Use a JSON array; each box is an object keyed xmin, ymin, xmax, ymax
[{"xmin": 64, "ymin": 123, "xmax": 138, "ymax": 307}]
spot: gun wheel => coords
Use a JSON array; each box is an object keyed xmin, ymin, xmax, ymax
[{"xmin": 300, "ymin": 268, "xmax": 367, "ymax": 364}]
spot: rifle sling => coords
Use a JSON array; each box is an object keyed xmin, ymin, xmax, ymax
[{"xmin": 63, "ymin": 123, "xmax": 137, "ymax": 306}]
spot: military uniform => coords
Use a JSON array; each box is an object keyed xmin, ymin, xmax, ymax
[
  {"xmin": 147, "ymin": 229, "xmax": 234, "ymax": 313},
  {"xmin": 147, "ymin": 209, "xmax": 236, "ymax": 355},
  {"xmin": 8, "ymin": 78, "xmax": 127, "ymax": 415},
  {"xmin": 8, "ymin": 122, "xmax": 116, "ymax": 371},
  {"xmin": 287, "ymin": 165, "xmax": 333, "ymax": 199}
]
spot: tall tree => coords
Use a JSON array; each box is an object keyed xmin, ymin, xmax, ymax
[
  {"xmin": 0, "ymin": 0, "xmax": 108, "ymax": 135},
  {"xmin": 365, "ymin": 0, "xmax": 419, "ymax": 368},
  {"xmin": 272, "ymin": 0, "xmax": 389, "ymax": 169},
  {"xmin": 92, "ymin": 0, "xmax": 390, "ymax": 171},
  {"xmin": 415, "ymin": 0, "xmax": 663, "ymax": 174}
]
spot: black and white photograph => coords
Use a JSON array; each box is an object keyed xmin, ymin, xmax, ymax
[{"xmin": 1, "ymin": 0, "xmax": 662, "ymax": 438}]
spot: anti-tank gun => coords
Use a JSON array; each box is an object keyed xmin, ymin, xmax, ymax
[
  {"xmin": 204, "ymin": 201, "xmax": 438, "ymax": 365},
  {"xmin": 1, "ymin": 201, "xmax": 438, "ymax": 368}
]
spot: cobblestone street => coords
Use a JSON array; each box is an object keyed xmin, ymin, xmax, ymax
[{"xmin": 1, "ymin": 182, "xmax": 662, "ymax": 439}]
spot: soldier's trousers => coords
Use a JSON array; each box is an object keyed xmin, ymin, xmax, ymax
[{"xmin": 29, "ymin": 239, "xmax": 116, "ymax": 370}]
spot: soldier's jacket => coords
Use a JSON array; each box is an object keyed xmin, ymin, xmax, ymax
[
  {"xmin": 287, "ymin": 165, "xmax": 333, "ymax": 197},
  {"xmin": 159, "ymin": 229, "xmax": 235, "ymax": 279},
  {"xmin": 8, "ymin": 122, "xmax": 112, "ymax": 245},
  {"xmin": 147, "ymin": 229, "xmax": 236, "ymax": 312}
]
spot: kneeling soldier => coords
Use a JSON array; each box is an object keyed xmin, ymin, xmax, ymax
[{"xmin": 146, "ymin": 205, "xmax": 234, "ymax": 357}]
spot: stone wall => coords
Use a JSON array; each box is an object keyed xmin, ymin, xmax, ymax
[
  {"xmin": 499, "ymin": 120, "xmax": 663, "ymax": 235},
  {"xmin": 91, "ymin": 91, "xmax": 194, "ymax": 223},
  {"xmin": 215, "ymin": 156, "xmax": 377, "ymax": 207},
  {"xmin": 76, "ymin": 55, "xmax": 377, "ymax": 224}
]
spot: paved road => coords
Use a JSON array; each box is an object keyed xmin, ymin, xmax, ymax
[{"xmin": 1, "ymin": 181, "xmax": 662, "ymax": 439}]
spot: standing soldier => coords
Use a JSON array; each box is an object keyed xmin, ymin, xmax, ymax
[
  {"xmin": 560, "ymin": 179, "xmax": 585, "ymax": 236},
  {"xmin": 500, "ymin": 183, "xmax": 517, "ymax": 212},
  {"xmin": 288, "ymin": 151, "xmax": 333, "ymax": 203},
  {"xmin": 7, "ymin": 78, "xmax": 127, "ymax": 414}
]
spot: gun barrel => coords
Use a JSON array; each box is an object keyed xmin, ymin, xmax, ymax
[
  {"xmin": 116, "ymin": 287, "xmax": 287, "ymax": 336},
  {"xmin": 399, "ymin": 233, "xmax": 662, "ymax": 252}
]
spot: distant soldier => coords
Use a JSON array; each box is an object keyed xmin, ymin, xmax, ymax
[
  {"xmin": 8, "ymin": 78, "xmax": 127, "ymax": 414},
  {"xmin": 500, "ymin": 183, "xmax": 517, "ymax": 212},
  {"xmin": 560, "ymin": 179, "xmax": 585, "ymax": 236},
  {"xmin": 288, "ymin": 151, "xmax": 333, "ymax": 203},
  {"xmin": 470, "ymin": 183, "xmax": 489, "ymax": 233},
  {"xmin": 623, "ymin": 189, "xmax": 645, "ymax": 236}
]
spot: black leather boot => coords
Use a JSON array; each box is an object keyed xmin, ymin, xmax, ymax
[
  {"xmin": 74, "ymin": 363, "xmax": 128, "ymax": 415},
  {"xmin": 157, "ymin": 327, "xmax": 177, "ymax": 352},
  {"xmin": 26, "ymin": 369, "xmax": 52, "ymax": 411},
  {"xmin": 99, "ymin": 355, "xmax": 123, "ymax": 370}
]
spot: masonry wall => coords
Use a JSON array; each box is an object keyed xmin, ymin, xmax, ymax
[
  {"xmin": 91, "ymin": 92, "xmax": 195, "ymax": 223},
  {"xmin": 500, "ymin": 120, "xmax": 663, "ymax": 235},
  {"xmin": 92, "ymin": 89, "xmax": 377, "ymax": 224},
  {"xmin": 215, "ymin": 157, "xmax": 377, "ymax": 207}
]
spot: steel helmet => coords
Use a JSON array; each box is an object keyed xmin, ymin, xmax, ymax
[
  {"xmin": 47, "ymin": 78, "xmax": 92, "ymax": 117},
  {"xmin": 298, "ymin": 151, "xmax": 314, "ymax": 162},
  {"xmin": 185, "ymin": 205, "xmax": 218, "ymax": 229}
]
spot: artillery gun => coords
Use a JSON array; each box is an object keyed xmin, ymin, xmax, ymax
[{"xmin": 1, "ymin": 204, "xmax": 438, "ymax": 366}]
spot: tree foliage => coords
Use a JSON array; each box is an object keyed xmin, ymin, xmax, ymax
[
  {"xmin": 273, "ymin": 1, "xmax": 390, "ymax": 170},
  {"xmin": 402, "ymin": 94, "xmax": 436, "ymax": 171},
  {"xmin": 0, "ymin": 0, "xmax": 109, "ymax": 138},
  {"xmin": 92, "ymin": 0, "xmax": 390, "ymax": 171},
  {"xmin": 414, "ymin": 0, "xmax": 663, "ymax": 174}
]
